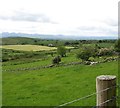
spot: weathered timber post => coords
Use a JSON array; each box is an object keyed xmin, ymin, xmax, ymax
[{"xmin": 96, "ymin": 75, "xmax": 116, "ymax": 108}]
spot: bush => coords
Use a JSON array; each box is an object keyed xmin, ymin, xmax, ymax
[
  {"xmin": 76, "ymin": 46, "xmax": 96, "ymax": 61},
  {"xmin": 2, "ymin": 58, "xmax": 9, "ymax": 62},
  {"xmin": 57, "ymin": 46, "xmax": 66, "ymax": 57},
  {"xmin": 114, "ymin": 39, "xmax": 120, "ymax": 53},
  {"xmin": 52, "ymin": 56, "xmax": 61, "ymax": 64},
  {"xmin": 98, "ymin": 48, "xmax": 113, "ymax": 56},
  {"xmin": 88, "ymin": 57, "xmax": 95, "ymax": 62}
]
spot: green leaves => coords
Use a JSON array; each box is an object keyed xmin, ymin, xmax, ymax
[
  {"xmin": 57, "ymin": 46, "xmax": 66, "ymax": 57},
  {"xmin": 76, "ymin": 46, "xmax": 97, "ymax": 61},
  {"xmin": 114, "ymin": 39, "xmax": 120, "ymax": 53}
]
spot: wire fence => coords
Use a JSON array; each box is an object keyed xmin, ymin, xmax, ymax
[
  {"xmin": 92, "ymin": 96, "xmax": 120, "ymax": 108},
  {"xmin": 54, "ymin": 84, "xmax": 120, "ymax": 108}
]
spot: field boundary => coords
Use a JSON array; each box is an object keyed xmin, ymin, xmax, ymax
[
  {"xmin": 3, "ymin": 57, "xmax": 118, "ymax": 72},
  {"xmin": 2, "ymin": 57, "xmax": 49, "ymax": 66}
]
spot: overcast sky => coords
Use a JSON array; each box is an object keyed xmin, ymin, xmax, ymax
[{"xmin": 0, "ymin": 0, "xmax": 118, "ymax": 37}]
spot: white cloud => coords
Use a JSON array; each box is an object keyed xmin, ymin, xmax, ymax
[
  {"xmin": 0, "ymin": 0, "xmax": 118, "ymax": 37},
  {"xmin": 0, "ymin": 10, "xmax": 56, "ymax": 23}
]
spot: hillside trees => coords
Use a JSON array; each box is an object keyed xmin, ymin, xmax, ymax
[
  {"xmin": 57, "ymin": 46, "xmax": 66, "ymax": 57},
  {"xmin": 76, "ymin": 46, "xmax": 97, "ymax": 61},
  {"xmin": 114, "ymin": 39, "xmax": 120, "ymax": 53}
]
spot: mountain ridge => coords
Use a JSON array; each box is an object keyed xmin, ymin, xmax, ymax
[{"xmin": 1, "ymin": 32, "xmax": 117, "ymax": 40}]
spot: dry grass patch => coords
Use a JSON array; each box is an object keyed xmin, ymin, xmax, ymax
[{"xmin": 1, "ymin": 45, "xmax": 56, "ymax": 51}]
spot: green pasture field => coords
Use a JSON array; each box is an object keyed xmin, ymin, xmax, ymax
[
  {"xmin": 2, "ymin": 60, "xmax": 118, "ymax": 106},
  {"xmin": 1, "ymin": 40, "xmax": 118, "ymax": 106},
  {"xmin": 2, "ymin": 53, "xmax": 80, "ymax": 72}
]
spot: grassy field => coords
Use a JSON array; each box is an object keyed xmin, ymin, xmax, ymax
[
  {"xmin": 2, "ymin": 52, "xmax": 80, "ymax": 72},
  {"xmin": 2, "ymin": 59, "xmax": 118, "ymax": 106},
  {"xmin": 2, "ymin": 38, "xmax": 118, "ymax": 106}
]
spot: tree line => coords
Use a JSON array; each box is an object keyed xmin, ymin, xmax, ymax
[{"xmin": 52, "ymin": 39, "xmax": 120, "ymax": 64}]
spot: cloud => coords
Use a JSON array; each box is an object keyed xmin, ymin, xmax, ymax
[
  {"xmin": 0, "ymin": 10, "xmax": 57, "ymax": 24},
  {"xmin": 77, "ymin": 26, "xmax": 97, "ymax": 31},
  {"xmin": 77, "ymin": 25, "xmax": 117, "ymax": 36},
  {"xmin": 102, "ymin": 19, "xmax": 118, "ymax": 27},
  {"xmin": 77, "ymin": 26, "xmax": 106, "ymax": 32}
]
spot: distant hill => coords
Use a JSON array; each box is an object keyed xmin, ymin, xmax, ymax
[
  {"xmin": 1, "ymin": 37, "xmax": 69, "ymax": 46},
  {"xmin": 1, "ymin": 37, "xmax": 38, "ymax": 45},
  {"xmin": 1, "ymin": 36, "xmax": 117, "ymax": 46},
  {"xmin": 1, "ymin": 32, "xmax": 117, "ymax": 40}
]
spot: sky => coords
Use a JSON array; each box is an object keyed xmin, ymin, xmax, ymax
[{"xmin": 0, "ymin": 0, "xmax": 119, "ymax": 37}]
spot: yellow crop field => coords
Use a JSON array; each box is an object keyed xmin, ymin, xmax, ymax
[{"xmin": 1, "ymin": 45, "xmax": 57, "ymax": 51}]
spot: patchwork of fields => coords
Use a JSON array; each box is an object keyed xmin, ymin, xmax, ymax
[
  {"xmin": 1, "ymin": 45, "xmax": 56, "ymax": 51},
  {"xmin": 2, "ymin": 57, "xmax": 118, "ymax": 106},
  {"xmin": 1, "ymin": 45, "xmax": 74, "ymax": 51},
  {"xmin": 1, "ymin": 39, "xmax": 119, "ymax": 106}
]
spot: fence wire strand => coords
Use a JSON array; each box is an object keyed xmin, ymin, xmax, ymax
[
  {"xmin": 54, "ymin": 92, "xmax": 96, "ymax": 108},
  {"xmin": 98, "ymin": 96, "xmax": 117, "ymax": 106},
  {"xmin": 55, "ymin": 85, "xmax": 119, "ymax": 108},
  {"xmin": 92, "ymin": 96, "xmax": 120, "ymax": 108}
]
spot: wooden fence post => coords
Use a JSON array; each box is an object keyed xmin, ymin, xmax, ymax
[{"xmin": 96, "ymin": 75, "xmax": 116, "ymax": 108}]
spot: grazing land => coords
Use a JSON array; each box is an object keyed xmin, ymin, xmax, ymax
[
  {"xmin": 1, "ymin": 37, "xmax": 119, "ymax": 106},
  {"xmin": 3, "ymin": 61, "xmax": 118, "ymax": 106}
]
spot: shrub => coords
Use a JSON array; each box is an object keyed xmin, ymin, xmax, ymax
[
  {"xmin": 2, "ymin": 58, "xmax": 9, "ymax": 62},
  {"xmin": 76, "ymin": 46, "xmax": 96, "ymax": 61},
  {"xmin": 98, "ymin": 48, "xmax": 113, "ymax": 56},
  {"xmin": 52, "ymin": 56, "xmax": 61, "ymax": 64},
  {"xmin": 114, "ymin": 39, "xmax": 120, "ymax": 53},
  {"xmin": 57, "ymin": 46, "xmax": 66, "ymax": 57},
  {"xmin": 88, "ymin": 57, "xmax": 95, "ymax": 62}
]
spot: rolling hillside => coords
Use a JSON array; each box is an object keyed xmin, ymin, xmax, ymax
[
  {"xmin": 1, "ymin": 37, "xmax": 39, "ymax": 45},
  {"xmin": 1, "ymin": 37, "xmax": 68, "ymax": 46}
]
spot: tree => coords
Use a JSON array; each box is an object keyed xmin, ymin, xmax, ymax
[
  {"xmin": 76, "ymin": 46, "xmax": 96, "ymax": 61},
  {"xmin": 114, "ymin": 39, "xmax": 120, "ymax": 53},
  {"xmin": 57, "ymin": 46, "xmax": 66, "ymax": 57},
  {"xmin": 64, "ymin": 42, "xmax": 70, "ymax": 46},
  {"xmin": 95, "ymin": 44, "xmax": 101, "ymax": 49}
]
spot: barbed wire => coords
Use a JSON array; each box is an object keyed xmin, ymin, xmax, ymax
[
  {"xmin": 55, "ymin": 85, "xmax": 119, "ymax": 108},
  {"xmin": 92, "ymin": 96, "xmax": 119, "ymax": 108},
  {"xmin": 54, "ymin": 92, "xmax": 96, "ymax": 108},
  {"xmin": 97, "ymin": 96, "xmax": 119, "ymax": 108},
  {"xmin": 98, "ymin": 96, "xmax": 117, "ymax": 106},
  {"xmin": 92, "ymin": 96, "xmax": 118, "ymax": 108}
]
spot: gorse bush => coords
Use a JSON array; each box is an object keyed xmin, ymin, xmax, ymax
[
  {"xmin": 98, "ymin": 48, "xmax": 113, "ymax": 56},
  {"xmin": 52, "ymin": 56, "xmax": 61, "ymax": 64},
  {"xmin": 76, "ymin": 45, "xmax": 115, "ymax": 61},
  {"xmin": 76, "ymin": 46, "xmax": 97, "ymax": 61}
]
